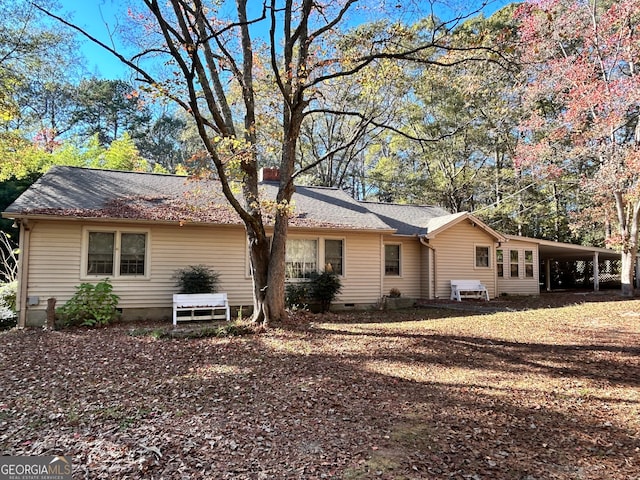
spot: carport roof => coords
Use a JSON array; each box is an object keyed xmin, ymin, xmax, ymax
[{"xmin": 505, "ymin": 234, "xmax": 621, "ymax": 262}]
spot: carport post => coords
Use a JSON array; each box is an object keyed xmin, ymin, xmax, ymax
[
  {"xmin": 593, "ymin": 252, "xmax": 599, "ymax": 292},
  {"xmin": 545, "ymin": 259, "xmax": 552, "ymax": 291}
]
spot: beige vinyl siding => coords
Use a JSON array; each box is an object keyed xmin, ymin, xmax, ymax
[
  {"xmin": 21, "ymin": 221, "xmax": 387, "ymax": 318},
  {"xmin": 340, "ymin": 231, "xmax": 383, "ymax": 304},
  {"xmin": 286, "ymin": 230, "xmax": 383, "ymax": 305},
  {"xmin": 420, "ymin": 244, "xmax": 433, "ymax": 299},
  {"xmin": 151, "ymin": 224, "xmax": 252, "ymax": 307},
  {"xmin": 382, "ymin": 235, "xmax": 422, "ymax": 298},
  {"xmin": 23, "ymin": 221, "xmax": 255, "ymax": 311},
  {"xmin": 497, "ymin": 239, "xmax": 540, "ymax": 296},
  {"xmin": 429, "ymin": 220, "xmax": 497, "ymax": 299},
  {"xmin": 25, "ymin": 221, "xmax": 84, "ymax": 305}
]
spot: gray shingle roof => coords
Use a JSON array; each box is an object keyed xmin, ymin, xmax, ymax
[
  {"xmin": 3, "ymin": 166, "xmax": 392, "ymax": 231},
  {"xmin": 361, "ymin": 201, "xmax": 451, "ymax": 235}
]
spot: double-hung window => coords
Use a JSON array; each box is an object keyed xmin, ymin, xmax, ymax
[
  {"xmin": 285, "ymin": 238, "xmax": 345, "ymax": 279},
  {"xmin": 285, "ymin": 239, "xmax": 318, "ymax": 279},
  {"xmin": 324, "ymin": 239, "xmax": 343, "ymax": 276},
  {"xmin": 525, "ymin": 250, "xmax": 534, "ymax": 278},
  {"xmin": 475, "ymin": 245, "xmax": 490, "ymax": 268},
  {"xmin": 85, "ymin": 229, "xmax": 148, "ymax": 278},
  {"xmin": 385, "ymin": 244, "xmax": 401, "ymax": 276},
  {"xmin": 496, "ymin": 249, "xmax": 504, "ymax": 277},
  {"xmin": 510, "ymin": 250, "xmax": 520, "ymax": 278}
]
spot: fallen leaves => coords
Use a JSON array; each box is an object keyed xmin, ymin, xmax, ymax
[{"xmin": 0, "ymin": 295, "xmax": 639, "ymax": 479}]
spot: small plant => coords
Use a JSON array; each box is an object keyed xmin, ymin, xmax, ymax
[
  {"xmin": 308, "ymin": 270, "xmax": 342, "ymax": 313},
  {"xmin": 389, "ymin": 288, "xmax": 401, "ymax": 298},
  {"xmin": 173, "ymin": 265, "xmax": 220, "ymax": 294},
  {"xmin": 0, "ymin": 280, "xmax": 17, "ymax": 329},
  {"xmin": 285, "ymin": 282, "xmax": 310, "ymax": 311},
  {"xmin": 56, "ymin": 279, "xmax": 120, "ymax": 327}
]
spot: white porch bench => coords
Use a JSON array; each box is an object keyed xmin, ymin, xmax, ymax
[
  {"xmin": 450, "ymin": 280, "xmax": 489, "ymax": 302},
  {"xmin": 172, "ymin": 293, "xmax": 230, "ymax": 326}
]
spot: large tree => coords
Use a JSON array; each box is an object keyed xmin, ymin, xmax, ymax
[
  {"xmin": 70, "ymin": 78, "xmax": 152, "ymax": 146},
  {"xmin": 37, "ymin": 0, "xmax": 508, "ymax": 325},
  {"xmin": 516, "ymin": 0, "xmax": 640, "ymax": 296}
]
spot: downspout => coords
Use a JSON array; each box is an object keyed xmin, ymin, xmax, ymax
[
  {"xmin": 419, "ymin": 236, "xmax": 437, "ymax": 299},
  {"xmin": 17, "ymin": 219, "xmax": 31, "ymax": 328},
  {"xmin": 380, "ymin": 234, "xmax": 384, "ymax": 301}
]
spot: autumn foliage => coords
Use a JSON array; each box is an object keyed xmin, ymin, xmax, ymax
[{"xmin": 516, "ymin": 0, "xmax": 640, "ymax": 295}]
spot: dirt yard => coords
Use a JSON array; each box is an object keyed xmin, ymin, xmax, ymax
[{"xmin": 1, "ymin": 292, "xmax": 638, "ymax": 479}]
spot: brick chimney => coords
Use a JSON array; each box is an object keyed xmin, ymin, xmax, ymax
[{"xmin": 259, "ymin": 167, "xmax": 280, "ymax": 182}]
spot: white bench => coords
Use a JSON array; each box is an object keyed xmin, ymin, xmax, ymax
[
  {"xmin": 450, "ymin": 280, "xmax": 489, "ymax": 302},
  {"xmin": 172, "ymin": 293, "xmax": 230, "ymax": 326}
]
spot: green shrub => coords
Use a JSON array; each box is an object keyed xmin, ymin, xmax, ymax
[
  {"xmin": 0, "ymin": 281, "xmax": 17, "ymax": 328},
  {"xmin": 173, "ymin": 265, "xmax": 220, "ymax": 294},
  {"xmin": 286, "ymin": 271, "xmax": 342, "ymax": 313},
  {"xmin": 56, "ymin": 279, "xmax": 120, "ymax": 327},
  {"xmin": 285, "ymin": 282, "xmax": 310, "ymax": 310},
  {"xmin": 0, "ymin": 281, "xmax": 17, "ymax": 316},
  {"xmin": 308, "ymin": 270, "xmax": 342, "ymax": 313}
]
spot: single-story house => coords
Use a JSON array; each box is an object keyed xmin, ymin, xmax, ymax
[{"xmin": 2, "ymin": 166, "xmax": 623, "ymax": 326}]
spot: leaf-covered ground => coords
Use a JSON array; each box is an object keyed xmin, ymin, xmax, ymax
[{"xmin": 1, "ymin": 293, "xmax": 639, "ymax": 479}]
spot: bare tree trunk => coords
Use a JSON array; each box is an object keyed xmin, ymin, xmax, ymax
[
  {"xmin": 620, "ymin": 250, "xmax": 636, "ymax": 297},
  {"xmin": 247, "ymin": 227, "xmax": 271, "ymax": 325},
  {"xmin": 46, "ymin": 298, "xmax": 56, "ymax": 330},
  {"xmin": 615, "ymin": 192, "xmax": 640, "ymax": 297}
]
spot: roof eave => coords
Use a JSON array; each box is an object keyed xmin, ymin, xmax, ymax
[
  {"xmin": 3, "ymin": 212, "xmax": 398, "ymax": 233},
  {"xmin": 425, "ymin": 212, "xmax": 506, "ymax": 242}
]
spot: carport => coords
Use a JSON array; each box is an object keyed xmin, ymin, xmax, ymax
[{"xmin": 535, "ymin": 238, "xmax": 624, "ymax": 291}]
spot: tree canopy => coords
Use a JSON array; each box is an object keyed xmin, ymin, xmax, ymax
[{"xmin": 3, "ymin": 0, "xmax": 640, "ymax": 303}]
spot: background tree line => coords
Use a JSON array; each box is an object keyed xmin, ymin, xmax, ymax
[{"xmin": 2, "ymin": 0, "xmax": 634, "ymax": 290}]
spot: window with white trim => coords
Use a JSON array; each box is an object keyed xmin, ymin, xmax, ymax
[
  {"xmin": 86, "ymin": 229, "xmax": 148, "ymax": 277},
  {"xmin": 385, "ymin": 244, "xmax": 400, "ymax": 276},
  {"xmin": 324, "ymin": 239, "xmax": 343, "ymax": 276},
  {"xmin": 475, "ymin": 245, "xmax": 490, "ymax": 268},
  {"xmin": 285, "ymin": 239, "xmax": 318, "ymax": 279},
  {"xmin": 525, "ymin": 250, "xmax": 534, "ymax": 278},
  {"xmin": 510, "ymin": 250, "xmax": 520, "ymax": 277},
  {"xmin": 496, "ymin": 249, "xmax": 504, "ymax": 277}
]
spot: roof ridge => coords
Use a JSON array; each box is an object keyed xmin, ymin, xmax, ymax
[
  {"xmin": 360, "ymin": 200, "xmax": 447, "ymax": 209},
  {"xmin": 50, "ymin": 165, "xmax": 186, "ymax": 179}
]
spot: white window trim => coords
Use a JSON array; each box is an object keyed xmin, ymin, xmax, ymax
[
  {"xmin": 496, "ymin": 248, "xmax": 504, "ymax": 278},
  {"xmin": 524, "ymin": 249, "xmax": 535, "ymax": 279},
  {"xmin": 285, "ymin": 237, "xmax": 319, "ymax": 282},
  {"xmin": 474, "ymin": 244, "xmax": 492, "ymax": 270},
  {"xmin": 384, "ymin": 242, "xmax": 402, "ymax": 277},
  {"xmin": 323, "ymin": 236, "xmax": 346, "ymax": 278},
  {"xmin": 246, "ymin": 236, "xmax": 347, "ymax": 280},
  {"xmin": 81, "ymin": 226, "xmax": 151, "ymax": 280},
  {"xmin": 509, "ymin": 249, "xmax": 521, "ymax": 279}
]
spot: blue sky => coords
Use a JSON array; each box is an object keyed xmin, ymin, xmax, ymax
[
  {"xmin": 57, "ymin": 0, "xmax": 514, "ymax": 80},
  {"xmin": 58, "ymin": 0, "xmax": 132, "ymax": 79}
]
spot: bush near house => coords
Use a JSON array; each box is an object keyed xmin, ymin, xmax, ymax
[
  {"xmin": 0, "ymin": 280, "xmax": 17, "ymax": 329},
  {"xmin": 173, "ymin": 265, "xmax": 220, "ymax": 294},
  {"xmin": 56, "ymin": 279, "xmax": 120, "ymax": 327},
  {"xmin": 285, "ymin": 270, "xmax": 342, "ymax": 313}
]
